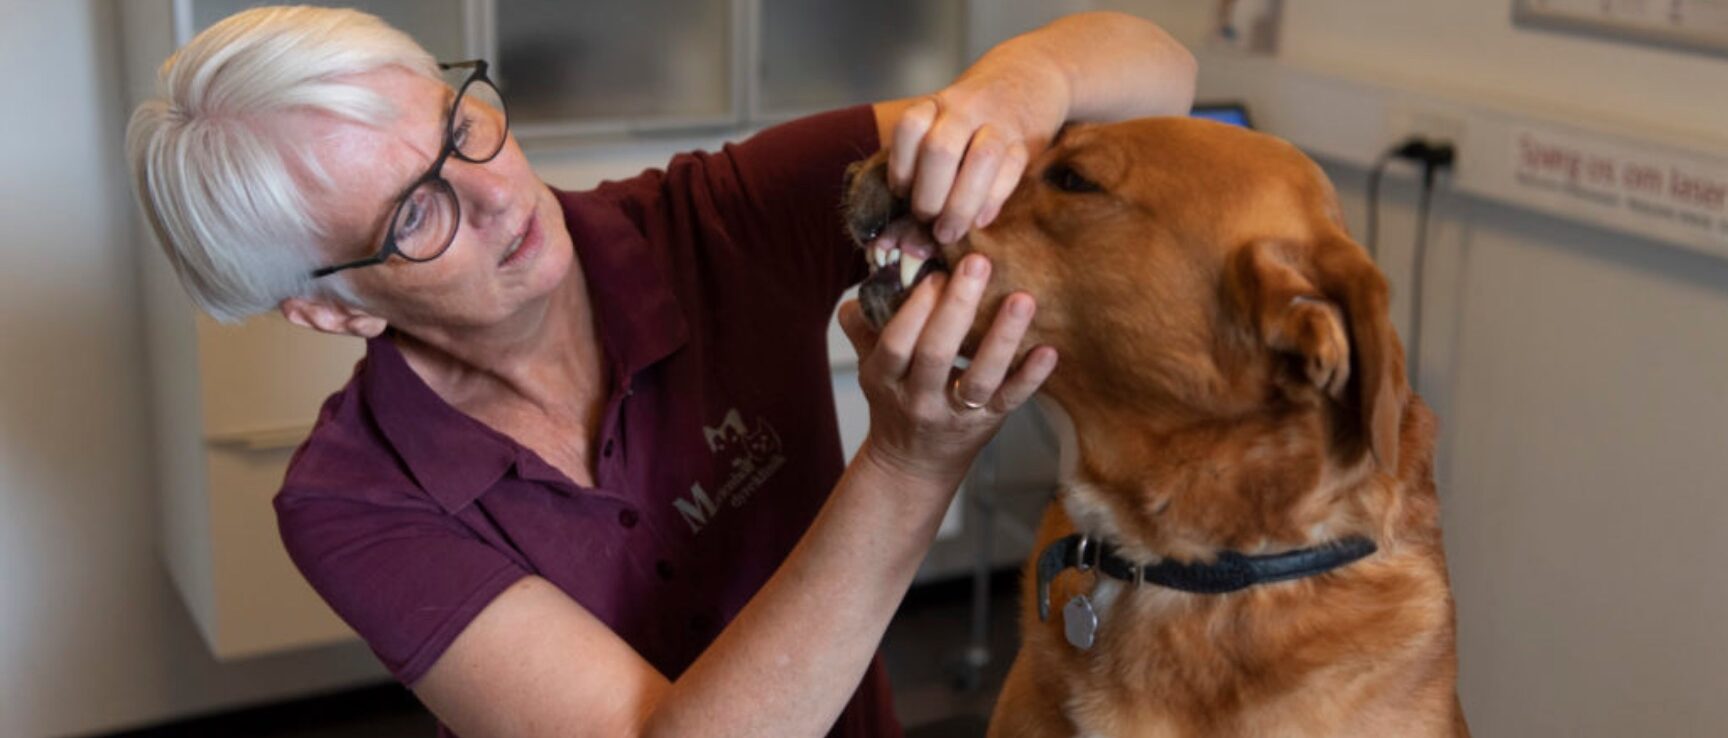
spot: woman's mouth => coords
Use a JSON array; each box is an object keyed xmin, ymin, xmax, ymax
[{"xmin": 499, "ymin": 213, "xmax": 541, "ymax": 267}]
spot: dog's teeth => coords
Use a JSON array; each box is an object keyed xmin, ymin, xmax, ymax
[
  {"xmin": 872, "ymin": 247, "xmax": 888, "ymax": 268},
  {"xmin": 900, "ymin": 254, "xmax": 926, "ymax": 287}
]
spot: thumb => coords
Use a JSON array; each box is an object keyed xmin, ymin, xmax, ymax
[{"xmin": 837, "ymin": 300, "xmax": 879, "ymax": 361}]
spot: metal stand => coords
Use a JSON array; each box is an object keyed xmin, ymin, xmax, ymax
[{"xmin": 945, "ymin": 407, "xmax": 1061, "ymax": 692}]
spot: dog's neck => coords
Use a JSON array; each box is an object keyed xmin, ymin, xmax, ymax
[{"xmin": 1035, "ymin": 393, "xmax": 1386, "ymax": 565}]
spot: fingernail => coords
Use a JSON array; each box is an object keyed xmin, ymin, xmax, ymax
[
  {"xmin": 976, "ymin": 205, "xmax": 999, "ymax": 229},
  {"xmin": 1010, "ymin": 295, "xmax": 1031, "ymax": 318},
  {"xmin": 964, "ymin": 255, "xmax": 988, "ymax": 278},
  {"xmin": 936, "ymin": 224, "xmax": 959, "ymax": 244}
]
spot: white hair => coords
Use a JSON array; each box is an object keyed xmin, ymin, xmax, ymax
[{"xmin": 126, "ymin": 5, "xmax": 440, "ymax": 323}]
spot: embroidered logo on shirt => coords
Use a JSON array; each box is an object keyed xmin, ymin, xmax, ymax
[{"xmin": 675, "ymin": 409, "xmax": 787, "ymax": 535}]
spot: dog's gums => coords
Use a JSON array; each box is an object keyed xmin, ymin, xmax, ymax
[{"xmin": 856, "ymin": 218, "xmax": 950, "ymax": 329}]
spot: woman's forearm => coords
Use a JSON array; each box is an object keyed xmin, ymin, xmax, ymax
[
  {"xmin": 966, "ymin": 11, "xmax": 1198, "ymax": 123},
  {"xmin": 641, "ymin": 441, "xmax": 957, "ymax": 737}
]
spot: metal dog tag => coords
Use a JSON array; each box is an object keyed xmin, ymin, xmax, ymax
[{"xmin": 1063, "ymin": 594, "xmax": 1099, "ymax": 650}]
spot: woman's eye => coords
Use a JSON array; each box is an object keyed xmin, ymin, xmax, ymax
[
  {"xmin": 451, "ymin": 117, "xmax": 474, "ymax": 149},
  {"xmin": 1044, "ymin": 164, "xmax": 1102, "ymax": 194},
  {"xmin": 395, "ymin": 196, "xmax": 428, "ymax": 239}
]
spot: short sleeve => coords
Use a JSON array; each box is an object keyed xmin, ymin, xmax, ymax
[{"xmin": 275, "ymin": 489, "xmax": 529, "ymax": 686}]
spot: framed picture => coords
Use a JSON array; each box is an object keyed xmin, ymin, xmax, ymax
[{"xmin": 1514, "ymin": 0, "xmax": 1728, "ymax": 59}]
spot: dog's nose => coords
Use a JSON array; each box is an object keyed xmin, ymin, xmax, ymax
[{"xmin": 843, "ymin": 156, "xmax": 904, "ymax": 245}]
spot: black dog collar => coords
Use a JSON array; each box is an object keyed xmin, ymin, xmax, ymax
[{"xmin": 1036, "ymin": 533, "xmax": 1378, "ymax": 620}]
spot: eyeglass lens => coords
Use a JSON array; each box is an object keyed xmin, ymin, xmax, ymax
[{"xmin": 390, "ymin": 78, "xmax": 508, "ymax": 262}]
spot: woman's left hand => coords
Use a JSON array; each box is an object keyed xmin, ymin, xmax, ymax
[{"xmin": 837, "ymin": 254, "xmax": 1059, "ymax": 489}]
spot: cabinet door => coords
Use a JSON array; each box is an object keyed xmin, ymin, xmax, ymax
[
  {"xmin": 757, "ymin": 0, "xmax": 966, "ymax": 118},
  {"xmin": 182, "ymin": 0, "xmax": 469, "ymax": 60},
  {"xmin": 490, "ymin": 0, "xmax": 739, "ymax": 136}
]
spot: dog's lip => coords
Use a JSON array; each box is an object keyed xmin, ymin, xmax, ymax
[{"xmin": 857, "ymin": 217, "xmax": 953, "ymax": 329}]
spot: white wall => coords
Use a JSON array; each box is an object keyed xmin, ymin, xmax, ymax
[
  {"xmin": 0, "ymin": 3, "xmax": 385, "ymax": 737},
  {"xmin": 1108, "ymin": 1, "xmax": 1728, "ymax": 735}
]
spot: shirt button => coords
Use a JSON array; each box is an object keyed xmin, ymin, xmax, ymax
[
  {"xmin": 617, "ymin": 508, "xmax": 639, "ymax": 528},
  {"xmin": 656, "ymin": 559, "xmax": 676, "ymax": 581}
]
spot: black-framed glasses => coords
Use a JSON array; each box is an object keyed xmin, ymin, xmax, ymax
[{"xmin": 311, "ymin": 60, "xmax": 509, "ymax": 278}]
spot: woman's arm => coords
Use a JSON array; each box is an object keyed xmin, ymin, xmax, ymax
[
  {"xmin": 874, "ymin": 11, "xmax": 1198, "ymax": 245},
  {"xmin": 411, "ymin": 450, "xmax": 976, "ymax": 738}
]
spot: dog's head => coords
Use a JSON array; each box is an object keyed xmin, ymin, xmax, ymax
[{"xmin": 845, "ymin": 119, "xmax": 1411, "ymax": 545}]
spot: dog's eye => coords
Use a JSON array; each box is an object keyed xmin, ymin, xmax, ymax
[{"xmin": 1044, "ymin": 164, "xmax": 1102, "ymax": 194}]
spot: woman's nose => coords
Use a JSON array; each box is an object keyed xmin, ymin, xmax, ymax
[{"xmin": 449, "ymin": 155, "xmax": 512, "ymax": 227}]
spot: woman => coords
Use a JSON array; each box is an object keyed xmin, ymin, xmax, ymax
[{"xmin": 128, "ymin": 6, "xmax": 1195, "ymax": 737}]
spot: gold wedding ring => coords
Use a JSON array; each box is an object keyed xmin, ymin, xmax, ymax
[{"xmin": 950, "ymin": 377, "xmax": 987, "ymax": 412}]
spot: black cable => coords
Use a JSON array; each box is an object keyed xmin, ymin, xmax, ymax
[
  {"xmin": 1409, "ymin": 165, "xmax": 1437, "ymax": 392},
  {"xmin": 1365, "ymin": 150, "xmax": 1394, "ymax": 262},
  {"xmin": 1365, "ymin": 138, "xmax": 1454, "ymax": 394}
]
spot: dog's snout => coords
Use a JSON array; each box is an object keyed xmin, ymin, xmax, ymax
[{"xmin": 842, "ymin": 154, "xmax": 903, "ymax": 245}]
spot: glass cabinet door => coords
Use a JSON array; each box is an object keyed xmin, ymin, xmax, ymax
[
  {"xmin": 183, "ymin": 0, "xmax": 469, "ymax": 60},
  {"xmin": 178, "ymin": 0, "xmax": 972, "ymax": 140},
  {"xmin": 490, "ymin": 0, "xmax": 738, "ymax": 136},
  {"xmin": 757, "ymin": 0, "xmax": 965, "ymax": 118}
]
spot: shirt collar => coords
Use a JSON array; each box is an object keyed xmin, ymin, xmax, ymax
[{"xmin": 360, "ymin": 334, "xmax": 518, "ymax": 514}]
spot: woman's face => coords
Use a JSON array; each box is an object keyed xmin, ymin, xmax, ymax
[{"xmin": 295, "ymin": 66, "xmax": 573, "ymax": 334}]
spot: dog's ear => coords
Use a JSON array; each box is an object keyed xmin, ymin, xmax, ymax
[{"xmin": 1227, "ymin": 237, "xmax": 1408, "ymax": 471}]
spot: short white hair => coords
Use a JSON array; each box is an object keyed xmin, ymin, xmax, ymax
[{"xmin": 127, "ymin": 5, "xmax": 440, "ymax": 323}]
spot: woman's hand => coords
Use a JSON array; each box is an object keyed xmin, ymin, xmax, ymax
[
  {"xmin": 876, "ymin": 11, "xmax": 1197, "ymax": 246},
  {"xmin": 838, "ymin": 253, "xmax": 1058, "ymax": 489},
  {"xmin": 887, "ymin": 67, "xmax": 1069, "ymax": 246}
]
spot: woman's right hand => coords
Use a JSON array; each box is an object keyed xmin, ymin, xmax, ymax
[{"xmin": 837, "ymin": 252, "xmax": 1058, "ymax": 492}]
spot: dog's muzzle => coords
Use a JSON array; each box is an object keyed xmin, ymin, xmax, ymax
[{"xmin": 843, "ymin": 158, "xmax": 950, "ymax": 329}]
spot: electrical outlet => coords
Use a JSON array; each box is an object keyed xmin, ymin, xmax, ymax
[{"xmin": 1387, "ymin": 103, "xmax": 1468, "ymax": 148}]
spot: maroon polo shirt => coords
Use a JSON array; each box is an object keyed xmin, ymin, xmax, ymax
[{"xmin": 275, "ymin": 106, "xmax": 898, "ymax": 737}]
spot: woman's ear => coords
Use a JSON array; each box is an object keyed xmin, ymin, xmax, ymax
[{"xmin": 279, "ymin": 297, "xmax": 388, "ymax": 338}]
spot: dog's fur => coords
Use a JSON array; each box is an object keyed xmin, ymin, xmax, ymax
[{"xmin": 845, "ymin": 118, "xmax": 1467, "ymax": 737}]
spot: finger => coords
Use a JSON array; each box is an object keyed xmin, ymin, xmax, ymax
[
  {"xmin": 975, "ymin": 141, "xmax": 1029, "ymax": 229},
  {"xmin": 910, "ymin": 117, "xmax": 969, "ymax": 223},
  {"xmin": 994, "ymin": 345, "xmax": 1060, "ymax": 411},
  {"xmin": 952, "ymin": 292, "xmax": 1036, "ymax": 408},
  {"xmin": 869, "ymin": 273, "xmax": 947, "ymax": 380},
  {"xmin": 889, "ymin": 99, "xmax": 938, "ymax": 197},
  {"xmin": 907, "ymin": 254, "xmax": 990, "ymax": 392},
  {"xmin": 837, "ymin": 300, "xmax": 879, "ymax": 360},
  {"xmin": 934, "ymin": 126, "xmax": 1005, "ymax": 245}
]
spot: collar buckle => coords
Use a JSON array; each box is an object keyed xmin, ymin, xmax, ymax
[{"xmin": 1074, "ymin": 535, "xmax": 1098, "ymax": 572}]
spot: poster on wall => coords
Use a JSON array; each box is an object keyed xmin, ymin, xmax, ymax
[{"xmin": 1514, "ymin": 0, "xmax": 1728, "ymax": 58}]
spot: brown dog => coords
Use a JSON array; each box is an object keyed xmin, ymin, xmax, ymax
[{"xmin": 844, "ymin": 118, "xmax": 1467, "ymax": 737}]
